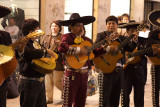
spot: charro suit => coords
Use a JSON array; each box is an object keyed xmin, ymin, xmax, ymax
[
  {"xmin": 94, "ymin": 31, "xmax": 136, "ymax": 107},
  {"xmin": 0, "ymin": 30, "xmax": 12, "ymax": 107}
]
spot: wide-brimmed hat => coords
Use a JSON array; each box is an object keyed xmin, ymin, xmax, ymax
[
  {"xmin": 118, "ymin": 20, "xmax": 141, "ymax": 28},
  {"xmin": 59, "ymin": 13, "xmax": 95, "ymax": 26},
  {"xmin": 148, "ymin": 9, "xmax": 160, "ymax": 27},
  {"xmin": 0, "ymin": 5, "xmax": 11, "ymax": 18}
]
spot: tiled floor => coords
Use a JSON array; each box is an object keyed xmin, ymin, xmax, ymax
[{"xmin": 7, "ymin": 62, "xmax": 153, "ymax": 107}]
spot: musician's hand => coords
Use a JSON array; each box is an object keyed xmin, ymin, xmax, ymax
[
  {"xmin": 46, "ymin": 49, "xmax": 58, "ymax": 59},
  {"xmin": 79, "ymin": 47, "xmax": 88, "ymax": 56},
  {"xmin": 152, "ymin": 46, "xmax": 158, "ymax": 55},
  {"xmin": 157, "ymin": 48, "xmax": 160, "ymax": 56},
  {"xmin": 55, "ymin": 39, "xmax": 61, "ymax": 46},
  {"xmin": 109, "ymin": 45, "xmax": 118, "ymax": 53}
]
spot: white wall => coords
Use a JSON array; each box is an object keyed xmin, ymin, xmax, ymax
[
  {"xmin": 64, "ymin": 0, "xmax": 93, "ymax": 39},
  {"xmin": 110, "ymin": 0, "xmax": 130, "ymax": 16}
]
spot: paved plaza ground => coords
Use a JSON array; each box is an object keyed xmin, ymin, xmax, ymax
[{"xmin": 7, "ymin": 62, "xmax": 153, "ymax": 107}]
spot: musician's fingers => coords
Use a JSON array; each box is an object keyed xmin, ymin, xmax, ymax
[{"xmin": 152, "ymin": 46, "xmax": 158, "ymax": 55}]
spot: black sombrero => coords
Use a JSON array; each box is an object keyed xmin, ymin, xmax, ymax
[
  {"xmin": 118, "ymin": 20, "xmax": 141, "ymax": 28},
  {"xmin": 148, "ymin": 9, "xmax": 160, "ymax": 27},
  {"xmin": 0, "ymin": 5, "xmax": 11, "ymax": 18},
  {"xmin": 59, "ymin": 13, "xmax": 95, "ymax": 26}
]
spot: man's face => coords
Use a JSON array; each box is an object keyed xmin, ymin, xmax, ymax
[
  {"xmin": 128, "ymin": 28, "xmax": 136, "ymax": 35},
  {"xmin": 106, "ymin": 21, "xmax": 118, "ymax": 33},
  {"xmin": 70, "ymin": 23, "xmax": 83, "ymax": 36},
  {"xmin": 9, "ymin": 18, "xmax": 15, "ymax": 26},
  {"xmin": 30, "ymin": 27, "xmax": 40, "ymax": 41}
]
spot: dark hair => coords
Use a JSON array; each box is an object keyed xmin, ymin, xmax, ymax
[
  {"xmin": 105, "ymin": 16, "xmax": 118, "ymax": 25},
  {"xmin": 68, "ymin": 23, "xmax": 76, "ymax": 32},
  {"xmin": 117, "ymin": 16, "xmax": 122, "ymax": 21},
  {"xmin": 50, "ymin": 20, "xmax": 62, "ymax": 32},
  {"xmin": 22, "ymin": 18, "xmax": 39, "ymax": 36},
  {"xmin": 121, "ymin": 13, "xmax": 130, "ymax": 21}
]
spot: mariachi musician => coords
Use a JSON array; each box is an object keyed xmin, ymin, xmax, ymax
[
  {"xmin": 93, "ymin": 16, "xmax": 137, "ymax": 107},
  {"xmin": 147, "ymin": 9, "xmax": 160, "ymax": 107},
  {"xmin": 119, "ymin": 20, "xmax": 148, "ymax": 107},
  {"xmin": 16, "ymin": 18, "xmax": 57, "ymax": 107},
  {"xmin": 0, "ymin": 5, "xmax": 12, "ymax": 107}
]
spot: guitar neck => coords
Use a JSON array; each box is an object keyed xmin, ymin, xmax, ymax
[
  {"xmin": 132, "ymin": 47, "xmax": 152, "ymax": 57},
  {"xmin": 88, "ymin": 39, "xmax": 107, "ymax": 52},
  {"xmin": 10, "ymin": 36, "xmax": 28, "ymax": 50},
  {"xmin": 88, "ymin": 32, "xmax": 117, "ymax": 52},
  {"xmin": 118, "ymin": 34, "xmax": 135, "ymax": 50}
]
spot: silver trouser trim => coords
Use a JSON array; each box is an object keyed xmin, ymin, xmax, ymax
[
  {"xmin": 99, "ymin": 72, "xmax": 104, "ymax": 107},
  {"xmin": 151, "ymin": 65, "xmax": 156, "ymax": 107},
  {"xmin": 62, "ymin": 76, "xmax": 69, "ymax": 107},
  {"xmin": 121, "ymin": 89, "xmax": 124, "ymax": 107}
]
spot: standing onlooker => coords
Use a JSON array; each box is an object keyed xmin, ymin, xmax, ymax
[
  {"xmin": 120, "ymin": 13, "xmax": 130, "ymax": 35},
  {"xmin": 42, "ymin": 20, "xmax": 64, "ymax": 104},
  {"xmin": 5, "ymin": 18, "xmax": 19, "ymax": 43},
  {"xmin": 121, "ymin": 13, "xmax": 130, "ymax": 23},
  {"xmin": 119, "ymin": 21, "xmax": 148, "ymax": 107}
]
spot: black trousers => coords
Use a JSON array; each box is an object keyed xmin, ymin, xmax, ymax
[
  {"xmin": 123, "ymin": 65, "xmax": 145, "ymax": 107},
  {"xmin": 151, "ymin": 65, "xmax": 160, "ymax": 107},
  {"xmin": 0, "ymin": 80, "xmax": 7, "ymax": 107},
  {"xmin": 102, "ymin": 67, "xmax": 123, "ymax": 107},
  {"xmin": 18, "ymin": 79, "xmax": 47, "ymax": 107}
]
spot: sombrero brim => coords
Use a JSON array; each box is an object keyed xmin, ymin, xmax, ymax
[
  {"xmin": 59, "ymin": 16, "xmax": 95, "ymax": 26},
  {"xmin": 118, "ymin": 23, "xmax": 127, "ymax": 26},
  {"xmin": 148, "ymin": 9, "xmax": 160, "ymax": 27},
  {"xmin": 118, "ymin": 22, "xmax": 141, "ymax": 28},
  {"xmin": 0, "ymin": 5, "xmax": 11, "ymax": 18}
]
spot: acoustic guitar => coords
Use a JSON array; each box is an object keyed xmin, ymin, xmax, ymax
[
  {"xmin": 32, "ymin": 53, "xmax": 58, "ymax": 74},
  {"xmin": 123, "ymin": 48, "xmax": 141, "ymax": 69},
  {"xmin": 65, "ymin": 32, "xmax": 119, "ymax": 69},
  {"xmin": 93, "ymin": 22, "xmax": 147, "ymax": 73},
  {"xmin": 147, "ymin": 44, "xmax": 160, "ymax": 65},
  {"xmin": 32, "ymin": 41, "xmax": 58, "ymax": 74},
  {"xmin": 0, "ymin": 30, "xmax": 44, "ymax": 85}
]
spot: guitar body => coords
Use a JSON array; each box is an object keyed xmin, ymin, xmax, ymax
[
  {"xmin": 123, "ymin": 49, "xmax": 141, "ymax": 68},
  {"xmin": 65, "ymin": 41, "xmax": 94, "ymax": 69},
  {"xmin": 93, "ymin": 41, "xmax": 123, "ymax": 73},
  {"xmin": 0, "ymin": 30, "xmax": 45, "ymax": 85},
  {"xmin": 147, "ymin": 44, "xmax": 160, "ymax": 65},
  {"xmin": 32, "ymin": 57, "xmax": 57, "ymax": 74},
  {"xmin": 148, "ymin": 57, "xmax": 160, "ymax": 65},
  {"xmin": 0, "ymin": 45, "xmax": 18, "ymax": 85},
  {"xmin": 0, "ymin": 57, "xmax": 17, "ymax": 85}
]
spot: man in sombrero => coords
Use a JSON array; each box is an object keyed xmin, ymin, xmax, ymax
[
  {"xmin": 0, "ymin": 5, "xmax": 12, "ymax": 107},
  {"xmin": 147, "ymin": 9, "xmax": 160, "ymax": 107},
  {"xmin": 119, "ymin": 20, "xmax": 148, "ymax": 107},
  {"xmin": 58, "ymin": 13, "xmax": 96, "ymax": 107}
]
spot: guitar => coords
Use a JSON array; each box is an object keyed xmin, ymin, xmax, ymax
[
  {"xmin": 147, "ymin": 44, "xmax": 160, "ymax": 65},
  {"xmin": 65, "ymin": 32, "xmax": 119, "ymax": 69},
  {"xmin": 32, "ymin": 41, "xmax": 58, "ymax": 74},
  {"xmin": 123, "ymin": 48, "xmax": 141, "ymax": 69},
  {"xmin": 93, "ymin": 22, "xmax": 147, "ymax": 73},
  {"xmin": 0, "ymin": 30, "xmax": 44, "ymax": 85},
  {"xmin": 32, "ymin": 53, "xmax": 58, "ymax": 74}
]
